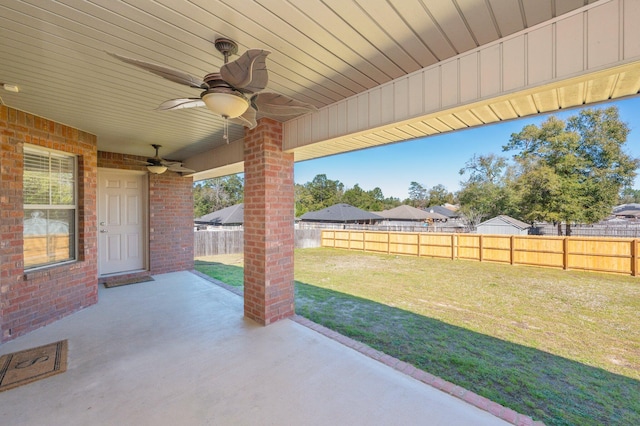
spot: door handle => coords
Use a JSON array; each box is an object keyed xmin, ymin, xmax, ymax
[
  {"xmin": 100, "ymin": 222, "xmax": 106, "ymax": 226},
  {"xmin": 100, "ymin": 229, "xmax": 108, "ymax": 233}
]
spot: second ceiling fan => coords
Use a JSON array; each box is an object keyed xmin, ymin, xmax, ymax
[
  {"xmin": 109, "ymin": 38, "xmax": 317, "ymax": 136},
  {"xmin": 139, "ymin": 144, "xmax": 195, "ymax": 175}
]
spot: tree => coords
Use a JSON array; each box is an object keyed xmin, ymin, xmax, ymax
[
  {"xmin": 456, "ymin": 154, "xmax": 517, "ymax": 228},
  {"xmin": 295, "ymin": 174, "xmax": 344, "ymax": 216},
  {"xmin": 308, "ymin": 174, "xmax": 344, "ymax": 207},
  {"xmin": 427, "ymin": 184, "xmax": 454, "ymax": 207},
  {"xmin": 459, "ymin": 153, "xmax": 507, "ymax": 185},
  {"xmin": 193, "ymin": 175, "xmax": 244, "ymax": 217},
  {"xmin": 619, "ymin": 187, "xmax": 640, "ymax": 204},
  {"xmin": 370, "ymin": 187, "xmax": 384, "ymax": 204},
  {"xmin": 380, "ymin": 194, "xmax": 402, "ymax": 210},
  {"xmin": 295, "ymin": 175, "xmax": 398, "ymax": 215},
  {"xmin": 368, "ymin": 187, "xmax": 401, "ymax": 211},
  {"xmin": 408, "ymin": 181, "xmax": 428, "ymax": 208},
  {"xmin": 294, "ymin": 183, "xmax": 314, "ymax": 217},
  {"xmin": 342, "ymin": 184, "xmax": 367, "ymax": 208},
  {"xmin": 505, "ymin": 107, "xmax": 639, "ymax": 232},
  {"xmin": 342, "ymin": 184, "xmax": 388, "ymax": 211},
  {"xmin": 221, "ymin": 174, "xmax": 244, "ymax": 205}
]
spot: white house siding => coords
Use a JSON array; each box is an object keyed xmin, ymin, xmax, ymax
[{"xmin": 476, "ymin": 218, "xmax": 530, "ymax": 235}]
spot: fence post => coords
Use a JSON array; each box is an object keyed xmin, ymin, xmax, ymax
[
  {"xmin": 455, "ymin": 234, "xmax": 459, "ymax": 260},
  {"xmin": 387, "ymin": 232, "xmax": 391, "ymax": 254},
  {"xmin": 479, "ymin": 235, "xmax": 483, "ymax": 262},
  {"xmin": 451, "ymin": 234, "xmax": 455, "ymax": 260},
  {"xmin": 563, "ymin": 237, "xmax": 569, "ymax": 270},
  {"xmin": 632, "ymin": 239, "xmax": 638, "ymax": 277},
  {"xmin": 510, "ymin": 235, "xmax": 515, "ymax": 265}
]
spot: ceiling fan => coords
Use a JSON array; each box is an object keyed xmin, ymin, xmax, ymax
[
  {"xmin": 138, "ymin": 144, "xmax": 196, "ymax": 175},
  {"xmin": 108, "ymin": 38, "xmax": 317, "ymax": 140}
]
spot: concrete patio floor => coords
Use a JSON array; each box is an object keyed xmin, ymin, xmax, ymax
[{"xmin": 0, "ymin": 271, "xmax": 514, "ymax": 425}]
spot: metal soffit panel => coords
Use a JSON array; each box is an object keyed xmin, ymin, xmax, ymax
[
  {"xmin": 0, "ymin": 0, "xmax": 600, "ymax": 167},
  {"xmin": 288, "ymin": 63, "xmax": 640, "ymax": 163}
]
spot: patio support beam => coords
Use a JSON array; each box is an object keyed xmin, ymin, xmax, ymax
[{"xmin": 243, "ymin": 118, "xmax": 295, "ymax": 325}]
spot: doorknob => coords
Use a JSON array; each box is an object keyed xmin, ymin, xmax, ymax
[
  {"xmin": 100, "ymin": 229, "xmax": 108, "ymax": 233},
  {"xmin": 100, "ymin": 221, "xmax": 106, "ymax": 226}
]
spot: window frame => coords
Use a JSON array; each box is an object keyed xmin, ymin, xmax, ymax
[{"xmin": 23, "ymin": 144, "xmax": 79, "ymax": 270}]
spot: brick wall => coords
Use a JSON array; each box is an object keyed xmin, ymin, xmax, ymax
[
  {"xmin": 97, "ymin": 152, "xmax": 194, "ymax": 275},
  {"xmin": 148, "ymin": 169, "xmax": 194, "ymax": 274},
  {"xmin": 243, "ymin": 118, "xmax": 295, "ymax": 325},
  {"xmin": 1, "ymin": 105, "xmax": 98, "ymax": 342},
  {"xmin": 0, "ymin": 106, "xmax": 195, "ymax": 343}
]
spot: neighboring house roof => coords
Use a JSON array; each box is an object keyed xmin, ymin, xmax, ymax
[
  {"xmin": 299, "ymin": 204, "xmax": 383, "ymax": 223},
  {"xmin": 426, "ymin": 205, "xmax": 460, "ymax": 218},
  {"xmin": 195, "ymin": 203, "xmax": 244, "ymax": 225},
  {"xmin": 613, "ymin": 203, "xmax": 640, "ymax": 213},
  {"xmin": 605, "ymin": 217, "xmax": 629, "ymax": 223},
  {"xmin": 613, "ymin": 210, "xmax": 640, "ymax": 218},
  {"xmin": 477, "ymin": 215, "xmax": 531, "ymax": 230},
  {"xmin": 613, "ymin": 204, "xmax": 640, "ymax": 217},
  {"xmin": 378, "ymin": 205, "xmax": 447, "ymax": 221}
]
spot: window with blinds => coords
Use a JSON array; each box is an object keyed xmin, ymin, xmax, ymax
[{"xmin": 23, "ymin": 145, "xmax": 77, "ymax": 269}]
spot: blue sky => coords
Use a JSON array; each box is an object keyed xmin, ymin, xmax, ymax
[{"xmin": 294, "ymin": 97, "xmax": 640, "ymax": 200}]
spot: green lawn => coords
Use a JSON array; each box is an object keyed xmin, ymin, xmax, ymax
[{"xmin": 195, "ymin": 248, "xmax": 640, "ymax": 426}]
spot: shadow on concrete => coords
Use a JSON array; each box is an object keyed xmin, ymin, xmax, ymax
[{"xmin": 194, "ymin": 260, "xmax": 639, "ymax": 426}]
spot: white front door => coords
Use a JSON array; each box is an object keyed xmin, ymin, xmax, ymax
[{"xmin": 98, "ymin": 169, "xmax": 147, "ymax": 275}]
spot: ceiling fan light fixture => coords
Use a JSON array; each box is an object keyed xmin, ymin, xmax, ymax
[
  {"xmin": 1, "ymin": 83, "xmax": 19, "ymax": 93},
  {"xmin": 202, "ymin": 91, "xmax": 249, "ymax": 119},
  {"xmin": 147, "ymin": 165, "xmax": 168, "ymax": 174}
]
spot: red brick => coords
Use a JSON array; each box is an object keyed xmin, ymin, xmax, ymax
[
  {"xmin": 242, "ymin": 118, "xmax": 294, "ymax": 325},
  {"xmin": 501, "ymin": 408, "xmax": 519, "ymax": 424},
  {"xmin": 2, "ymin": 106, "xmax": 193, "ymax": 343},
  {"xmin": 515, "ymin": 414, "xmax": 534, "ymax": 426},
  {"xmin": 1, "ymin": 105, "xmax": 98, "ymax": 342}
]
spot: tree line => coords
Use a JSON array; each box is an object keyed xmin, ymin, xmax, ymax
[
  {"xmin": 193, "ymin": 174, "xmax": 244, "ymax": 218},
  {"xmin": 457, "ymin": 107, "xmax": 639, "ymax": 233},
  {"xmin": 194, "ymin": 107, "xmax": 640, "ymax": 228},
  {"xmin": 296, "ymin": 175, "xmax": 400, "ymax": 217},
  {"xmin": 193, "ymin": 172, "xmax": 454, "ymax": 218}
]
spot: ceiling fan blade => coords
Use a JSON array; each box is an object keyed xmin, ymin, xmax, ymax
[
  {"xmin": 252, "ymin": 92, "xmax": 318, "ymax": 116},
  {"xmin": 157, "ymin": 98, "xmax": 205, "ymax": 111},
  {"xmin": 220, "ymin": 49, "xmax": 270, "ymax": 93},
  {"xmin": 229, "ymin": 106, "xmax": 257, "ymax": 129},
  {"xmin": 128, "ymin": 158, "xmax": 154, "ymax": 166},
  {"xmin": 167, "ymin": 164, "xmax": 196, "ymax": 173},
  {"xmin": 107, "ymin": 52, "xmax": 207, "ymax": 89}
]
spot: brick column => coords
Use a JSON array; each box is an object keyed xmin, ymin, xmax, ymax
[{"xmin": 243, "ymin": 118, "xmax": 295, "ymax": 325}]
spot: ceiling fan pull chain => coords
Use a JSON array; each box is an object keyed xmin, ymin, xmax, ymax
[{"xmin": 223, "ymin": 115, "xmax": 229, "ymax": 143}]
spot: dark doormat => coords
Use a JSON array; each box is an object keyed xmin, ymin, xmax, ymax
[
  {"xmin": 0, "ymin": 340, "xmax": 68, "ymax": 392},
  {"xmin": 103, "ymin": 275, "xmax": 154, "ymax": 288}
]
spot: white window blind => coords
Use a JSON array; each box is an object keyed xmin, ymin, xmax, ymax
[{"xmin": 23, "ymin": 145, "xmax": 77, "ymax": 269}]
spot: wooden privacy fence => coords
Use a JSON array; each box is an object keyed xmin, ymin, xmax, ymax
[
  {"xmin": 194, "ymin": 228, "xmax": 322, "ymax": 257},
  {"xmin": 24, "ymin": 234, "xmax": 71, "ymax": 269},
  {"xmin": 321, "ymin": 230, "xmax": 640, "ymax": 277}
]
